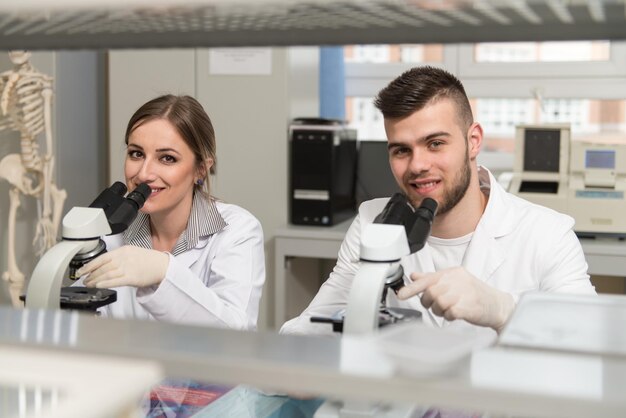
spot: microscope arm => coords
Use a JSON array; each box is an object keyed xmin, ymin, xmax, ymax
[
  {"xmin": 25, "ymin": 206, "xmax": 111, "ymax": 310},
  {"xmin": 342, "ymin": 224, "xmax": 409, "ymax": 336},
  {"xmin": 25, "ymin": 239, "xmax": 100, "ymax": 310},
  {"xmin": 343, "ymin": 262, "xmax": 402, "ymax": 335}
]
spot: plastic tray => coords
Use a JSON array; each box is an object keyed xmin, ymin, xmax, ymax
[{"xmin": 373, "ymin": 322, "xmax": 496, "ymax": 377}]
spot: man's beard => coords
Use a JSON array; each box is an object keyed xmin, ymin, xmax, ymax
[{"xmin": 405, "ymin": 150, "xmax": 472, "ymax": 216}]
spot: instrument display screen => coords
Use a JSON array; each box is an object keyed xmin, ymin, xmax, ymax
[{"xmin": 585, "ymin": 149, "xmax": 615, "ymax": 169}]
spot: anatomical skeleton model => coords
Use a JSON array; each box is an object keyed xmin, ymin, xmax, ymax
[{"xmin": 0, "ymin": 50, "xmax": 66, "ymax": 307}]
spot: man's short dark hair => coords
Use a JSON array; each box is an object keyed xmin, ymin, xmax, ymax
[{"xmin": 373, "ymin": 66, "xmax": 473, "ymax": 132}]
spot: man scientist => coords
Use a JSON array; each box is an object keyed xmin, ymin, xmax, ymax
[{"xmin": 281, "ymin": 66, "xmax": 595, "ymax": 336}]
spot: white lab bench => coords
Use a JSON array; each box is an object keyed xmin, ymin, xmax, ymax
[
  {"xmin": 1, "ymin": 293, "xmax": 626, "ymax": 418},
  {"xmin": 273, "ymin": 219, "xmax": 626, "ymax": 327}
]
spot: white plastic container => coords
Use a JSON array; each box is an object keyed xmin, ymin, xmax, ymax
[{"xmin": 373, "ymin": 322, "xmax": 496, "ymax": 377}]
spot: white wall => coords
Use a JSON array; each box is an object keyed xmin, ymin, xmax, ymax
[
  {"xmin": 107, "ymin": 47, "xmax": 319, "ymax": 329},
  {"xmin": 55, "ymin": 51, "xmax": 107, "ymax": 210},
  {"xmin": 108, "ymin": 49, "xmax": 197, "ymax": 186}
]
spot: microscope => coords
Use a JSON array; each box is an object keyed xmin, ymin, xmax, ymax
[
  {"xmin": 23, "ymin": 182, "xmax": 151, "ymax": 311},
  {"xmin": 312, "ymin": 194, "xmax": 437, "ymax": 418},
  {"xmin": 311, "ymin": 193, "xmax": 437, "ymax": 334}
]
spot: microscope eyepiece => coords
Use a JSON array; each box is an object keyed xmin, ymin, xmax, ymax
[
  {"xmin": 105, "ymin": 183, "xmax": 151, "ymax": 234},
  {"xmin": 408, "ymin": 197, "xmax": 438, "ymax": 253},
  {"xmin": 87, "ymin": 182, "xmax": 152, "ymax": 235},
  {"xmin": 126, "ymin": 183, "xmax": 151, "ymax": 209},
  {"xmin": 417, "ymin": 197, "xmax": 437, "ymax": 217},
  {"xmin": 373, "ymin": 194, "xmax": 438, "ymax": 254},
  {"xmin": 109, "ymin": 181, "xmax": 127, "ymax": 196},
  {"xmin": 373, "ymin": 193, "xmax": 414, "ymax": 230}
]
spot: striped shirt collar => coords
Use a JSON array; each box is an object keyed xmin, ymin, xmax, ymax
[{"xmin": 123, "ymin": 192, "xmax": 227, "ymax": 255}]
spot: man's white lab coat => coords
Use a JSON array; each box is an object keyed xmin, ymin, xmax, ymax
[{"xmin": 281, "ymin": 167, "xmax": 595, "ymax": 335}]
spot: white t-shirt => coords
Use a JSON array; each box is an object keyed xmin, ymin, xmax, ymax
[{"xmin": 428, "ymin": 232, "xmax": 473, "ymax": 272}]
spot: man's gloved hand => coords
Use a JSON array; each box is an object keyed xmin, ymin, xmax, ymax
[
  {"xmin": 77, "ymin": 245, "xmax": 169, "ymax": 289},
  {"xmin": 397, "ymin": 266, "xmax": 515, "ymax": 333}
]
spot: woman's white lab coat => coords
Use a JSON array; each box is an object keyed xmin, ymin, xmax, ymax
[
  {"xmin": 281, "ymin": 167, "xmax": 595, "ymax": 335},
  {"xmin": 94, "ymin": 201, "xmax": 265, "ymax": 330}
]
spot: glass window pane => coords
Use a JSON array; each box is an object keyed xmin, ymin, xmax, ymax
[
  {"xmin": 474, "ymin": 41, "xmax": 610, "ymax": 63},
  {"xmin": 345, "ymin": 97, "xmax": 386, "ymax": 139},
  {"xmin": 347, "ymin": 97, "xmax": 626, "ymax": 153},
  {"xmin": 344, "ymin": 44, "xmax": 443, "ymax": 63}
]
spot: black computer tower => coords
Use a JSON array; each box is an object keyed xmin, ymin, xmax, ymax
[{"xmin": 289, "ymin": 118, "xmax": 357, "ymax": 226}]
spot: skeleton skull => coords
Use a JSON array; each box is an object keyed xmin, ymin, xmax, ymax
[{"xmin": 8, "ymin": 50, "xmax": 32, "ymax": 66}]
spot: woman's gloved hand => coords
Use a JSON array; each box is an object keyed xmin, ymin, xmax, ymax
[
  {"xmin": 77, "ymin": 245, "xmax": 169, "ymax": 289},
  {"xmin": 397, "ymin": 266, "xmax": 515, "ymax": 333}
]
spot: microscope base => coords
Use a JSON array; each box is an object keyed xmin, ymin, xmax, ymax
[
  {"xmin": 20, "ymin": 287, "xmax": 116, "ymax": 312},
  {"xmin": 59, "ymin": 287, "xmax": 117, "ymax": 312},
  {"xmin": 310, "ymin": 308, "xmax": 422, "ymax": 334}
]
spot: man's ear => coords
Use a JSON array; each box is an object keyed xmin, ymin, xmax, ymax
[{"xmin": 467, "ymin": 122, "xmax": 483, "ymax": 160}]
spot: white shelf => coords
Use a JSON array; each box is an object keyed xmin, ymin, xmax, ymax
[
  {"xmin": 0, "ymin": 0, "xmax": 625, "ymax": 49},
  {"xmin": 2, "ymin": 306, "xmax": 626, "ymax": 418}
]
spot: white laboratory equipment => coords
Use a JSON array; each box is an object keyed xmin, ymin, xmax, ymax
[{"xmin": 24, "ymin": 182, "xmax": 151, "ymax": 310}]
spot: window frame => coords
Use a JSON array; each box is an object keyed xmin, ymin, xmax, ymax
[
  {"xmin": 344, "ymin": 42, "xmax": 626, "ymax": 172},
  {"xmin": 458, "ymin": 42, "xmax": 626, "ymax": 79}
]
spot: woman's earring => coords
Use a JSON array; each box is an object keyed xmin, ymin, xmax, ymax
[{"xmin": 196, "ymin": 178, "xmax": 204, "ymax": 186}]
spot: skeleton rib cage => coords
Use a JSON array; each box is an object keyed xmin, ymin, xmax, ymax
[{"xmin": 0, "ymin": 68, "xmax": 53, "ymax": 177}]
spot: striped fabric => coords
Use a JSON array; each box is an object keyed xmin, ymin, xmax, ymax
[{"xmin": 123, "ymin": 192, "xmax": 227, "ymax": 255}]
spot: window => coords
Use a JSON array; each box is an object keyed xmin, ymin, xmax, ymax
[
  {"xmin": 345, "ymin": 44, "xmax": 443, "ymax": 64},
  {"xmin": 346, "ymin": 96, "xmax": 385, "ymax": 139},
  {"xmin": 345, "ymin": 42, "xmax": 626, "ymax": 172},
  {"xmin": 474, "ymin": 41, "xmax": 610, "ymax": 63},
  {"xmin": 475, "ymin": 98, "xmax": 626, "ymax": 153}
]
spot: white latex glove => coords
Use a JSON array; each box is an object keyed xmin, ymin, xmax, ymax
[
  {"xmin": 397, "ymin": 266, "xmax": 515, "ymax": 333},
  {"xmin": 77, "ymin": 245, "xmax": 169, "ymax": 289}
]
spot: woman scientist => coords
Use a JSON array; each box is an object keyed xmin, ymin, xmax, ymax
[{"xmin": 76, "ymin": 95, "xmax": 265, "ymax": 330}]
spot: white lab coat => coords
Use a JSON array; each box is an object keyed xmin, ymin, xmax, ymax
[
  {"xmin": 88, "ymin": 201, "xmax": 266, "ymax": 330},
  {"xmin": 281, "ymin": 167, "xmax": 595, "ymax": 335}
]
